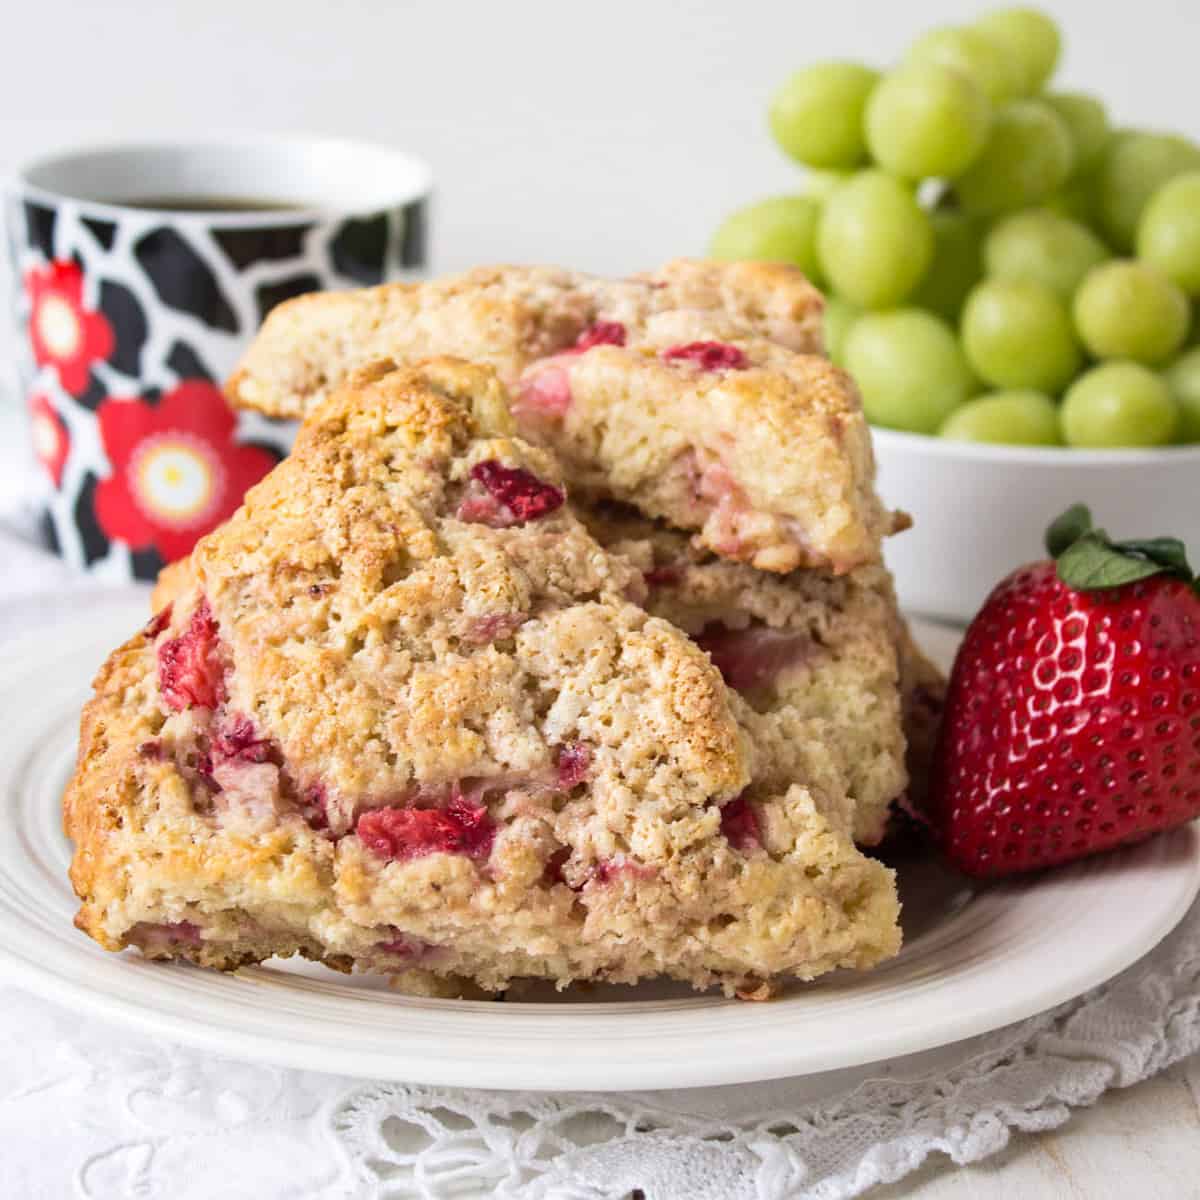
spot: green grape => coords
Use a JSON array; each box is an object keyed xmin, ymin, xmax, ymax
[
  {"xmin": 1073, "ymin": 260, "xmax": 1189, "ymax": 365},
  {"xmin": 1044, "ymin": 167, "xmax": 1099, "ymax": 225},
  {"xmin": 865, "ymin": 62, "xmax": 991, "ymax": 180},
  {"xmin": 844, "ymin": 309, "xmax": 976, "ymax": 433},
  {"xmin": 975, "ymin": 7, "xmax": 1062, "ymax": 96},
  {"xmin": 955, "ymin": 101, "xmax": 1073, "ymax": 215},
  {"xmin": 1095, "ymin": 131, "xmax": 1200, "ymax": 251},
  {"xmin": 940, "ymin": 389, "xmax": 1062, "ymax": 445},
  {"xmin": 1044, "ymin": 92, "xmax": 1111, "ymax": 174},
  {"xmin": 823, "ymin": 296, "xmax": 861, "ymax": 367},
  {"xmin": 910, "ymin": 209, "xmax": 984, "ymax": 321},
  {"xmin": 1061, "ymin": 362, "xmax": 1178, "ymax": 447},
  {"xmin": 769, "ymin": 63, "xmax": 879, "ymax": 169},
  {"xmin": 961, "ymin": 278, "xmax": 1081, "ymax": 391},
  {"xmin": 710, "ymin": 196, "xmax": 824, "ymax": 283},
  {"xmin": 908, "ymin": 25, "xmax": 1022, "ymax": 104},
  {"xmin": 1137, "ymin": 172, "xmax": 1200, "ymax": 296},
  {"xmin": 803, "ymin": 168, "xmax": 855, "ymax": 200},
  {"xmin": 815, "ymin": 170, "xmax": 934, "ymax": 309},
  {"xmin": 984, "ymin": 209, "xmax": 1108, "ymax": 299},
  {"xmin": 1165, "ymin": 347, "xmax": 1200, "ymax": 441}
]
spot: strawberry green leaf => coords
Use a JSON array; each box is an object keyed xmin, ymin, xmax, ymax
[
  {"xmin": 1046, "ymin": 503, "xmax": 1196, "ymax": 593},
  {"xmin": 1112, "ymin": 537, "xmax": 1193, "ymax": 579},
  {"xmin": 1045, "ymin": 504, "xmax": 1093, "ymax": 558},
  {"xmin": 1056, "ymin": 531, "xmax": 1167, "ymax": 591}
]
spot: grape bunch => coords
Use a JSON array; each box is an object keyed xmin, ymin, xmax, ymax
[{"xmin": 711, "ymin": 7, "xmax": 1200, "ymax": 448}]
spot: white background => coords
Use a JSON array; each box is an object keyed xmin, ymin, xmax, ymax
[{"xmin": 0, "ymin": 0, "xmax": 1196, "ymax": 349}]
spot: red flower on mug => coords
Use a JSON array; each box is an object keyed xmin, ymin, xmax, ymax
[
  {"xmin": 94, "ymin": 380, "xmax": 276, "ymax": 562},
  {"xmin": 24, "ymin": 259, "xmax": 115, "ymax": 395},
  {"xmin": 28, "ymin": 393, "xmax": 70, "ymax": 488}
]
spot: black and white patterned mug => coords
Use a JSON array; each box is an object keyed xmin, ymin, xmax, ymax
[{"xmin": 4, "ymin": 139, "xmax": 430, "ymax": 579}]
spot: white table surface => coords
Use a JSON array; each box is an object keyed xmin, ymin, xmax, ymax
[{"xmin": 890, "ymin": 1059, "xmax": 1200, "ymax": 1199}]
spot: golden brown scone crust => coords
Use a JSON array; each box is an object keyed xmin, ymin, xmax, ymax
[
  {"xmin": 150, "ymin": 558, "xmax": 193, "ymax": 614},
  {"xmin": 67, "ymin": 358, "xmax": 900, "ymax": 994},
  {"xmin": 226, "ymin": 260, "xmax": 826, "ymax": 419}
]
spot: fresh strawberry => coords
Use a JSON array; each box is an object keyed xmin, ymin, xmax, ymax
[{"xmin": 931, "ymin": 504, "xmax": 1200, "ymax": 878}]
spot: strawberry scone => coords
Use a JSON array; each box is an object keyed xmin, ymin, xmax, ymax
[
  {"xmin": 584, "ymin": 505, "xmax": 908, "ymax": 845},
  {"xmin": 516, "ymin": 334, "xmax": 896, "ymax": 574},
  {"xmin": 226, "ymin": 260, "xmax": 899, "ymax": 575},
  {"xmin": 149, "ymin": 501, "xmax": 929, "ymax": 849},
  {"xmin": 226, "ymin": 259, "xmax": 826, "ymax": 420},
  {"xmin": 65, "ymin": 359, "xmax": 900, "ymax": 995},
  {"xmin": 894, "ymin": 619, "xmax": 947, "ymax": 818}
]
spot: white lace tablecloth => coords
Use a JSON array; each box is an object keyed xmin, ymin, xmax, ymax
[
  {"xmin": 2, "ymin": 890, "xmax": 1199, "ymax": 1200},
  {"xmin": 4, "ymin": 410, "xmax": 1200, "ymax": 1199}
]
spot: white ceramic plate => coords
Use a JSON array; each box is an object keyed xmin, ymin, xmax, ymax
[{"xmin": 0, "ymin": 600, "xmax": 1197, "ymax": 1092}]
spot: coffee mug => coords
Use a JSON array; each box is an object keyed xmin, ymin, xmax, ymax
[{"xmin": 4, "ymin": 138, "xmax": 431, "ymax": 579}]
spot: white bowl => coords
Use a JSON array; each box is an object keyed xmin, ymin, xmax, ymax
[{"xmin": 873, "ymin": 428, "xmax": 1200, "ymax": 625}]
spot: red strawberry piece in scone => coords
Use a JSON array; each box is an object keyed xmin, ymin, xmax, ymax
[
  {"xmin": 456, "ymin": 460, "xmax": 564, "ymax": 527},
  {"xmin": 511, "ymin": 323, "xmax": 629, "ymax": 422},
  {"xmin": 931, "ymin": 504, "xmax": 1200, "ymax": 878},
  {"xmin": 660, "ymin": 341, "xmax": 749, "ymax": 371},
  {"xmin": 719, "ymin": 793, "xmax": 761, "ymax": 851},
  {"xmin": 694, "ymin": 622, "xmax": 815, "ymax": 693},
  {"xmin": 555, "ymin": 742, "xmax": 592, "ymax": 789},
  {"xmin": 513, "ymin": 365, "xmax": 573, "ymax": 419},
  {"xmin": 590, "ymin": 856, "xmax": 657, "ymax": 885},
  {"xmin": 212, "ymin": 713, "xmax": 276, "ymax": 764},
  {"xmin": 375, "ymin": 930, "xmax": 437, "ymax": 959},
  {"xmin": 569, "ymin": 321, "xmax": 626, "ymax": 353},
  {"xmin": 463, "ymin": 612, "xmax": 527, "ymax": 644},
  {"xmin": 356, "ymin": 795, "xmax": 496, "ymax": 864},
  {"xmin": 129, "ymin": 920, "xmax": 203, "ymax": 954},
  {"xmin": 157, "ymin": 599, "xmax": 225, "ymax": 711}
]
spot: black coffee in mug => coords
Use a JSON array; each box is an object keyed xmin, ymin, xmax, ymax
[{"xmin": 106, "ymin": 196, "xmax": 317, "ymax": 212}]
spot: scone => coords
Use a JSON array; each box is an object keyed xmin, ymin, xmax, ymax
[
  {"xmin": 226, "ymin": 260, "xmax": 898, "ymax": 575},
  {"xmin": 515, "ymin": 333, "xmax": 895, "ymax": 574},
  {"xmin": 65, "ymin": 358, "xmax": 900, "ymax": 995},
  {"xmin": 584, "ymin": 505, "xmax": 907, "ymax": 845},
  {"xmin": 150, "ymin": 501, "xmax": 919, "ymax": 848},
  {"xmin": 227, "ymin": 259, "xmax": 827, "ymax": 419},
  {"xmin": 894, "ymin": 621, "xmax": 947, "ymax": 819}
]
